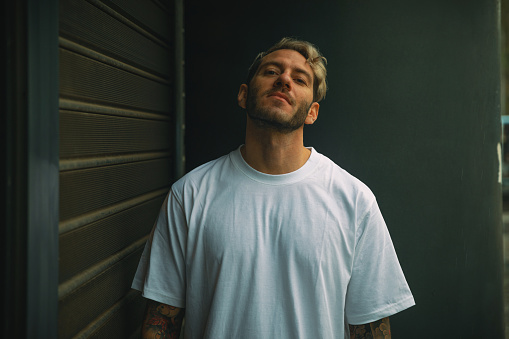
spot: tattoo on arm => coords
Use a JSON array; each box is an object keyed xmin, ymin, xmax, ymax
[
  {"xmin": 349, "ymin": 317, "xmax": 391, "ymax": 339},
  {"xmin": 142, "ymin": 300, "xmax": 185, "ymax": 339}
]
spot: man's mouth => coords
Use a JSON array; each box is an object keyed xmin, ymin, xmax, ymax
[{"xmin": 268, "ymin": 91, "xmax": 291, "ymax": 105}]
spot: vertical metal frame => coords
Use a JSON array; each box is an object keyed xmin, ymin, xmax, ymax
[
  {"xmin": 2, "ymin": 0, "xmax": 28, "ymax": 336},
  {"xmin": 175, "ymin": 0, "xmax": 185, "ymax": 179},
  {"xmin": 26, "ymin": 0, "xmax": 59, "ymax": 336}
]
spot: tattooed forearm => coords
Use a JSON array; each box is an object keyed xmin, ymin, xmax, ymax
[
  {"xmin": 142, "ymin": 300, "xmax": 185, "ymax": 339},
  {"xmin": 349, "ymin": 317, "xmax": 391, "ymax": 339}
]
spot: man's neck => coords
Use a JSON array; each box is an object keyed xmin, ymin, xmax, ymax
[{"xmin": 241, "ymin": 119, "xmax": 311, "ymax": 175}]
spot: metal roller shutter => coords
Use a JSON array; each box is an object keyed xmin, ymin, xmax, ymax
[{"xmin": 58, "ymin": 0, "xmax": 175, "ymax": 337}]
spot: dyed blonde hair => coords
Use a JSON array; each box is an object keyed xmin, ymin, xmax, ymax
[{"xmin": 246, "ymin": 37, "xmax": 328, "ymax": 102}]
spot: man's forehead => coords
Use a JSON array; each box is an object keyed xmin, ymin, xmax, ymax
[{"xmin": 260, "ymin": 49, "xmax": 309, "ymax": 67}]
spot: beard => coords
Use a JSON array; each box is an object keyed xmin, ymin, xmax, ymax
[{"xmin": 246, "ymin": 85, "xmax": 311, "ymax": 134}]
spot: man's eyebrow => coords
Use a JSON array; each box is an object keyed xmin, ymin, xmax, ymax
[
  {"xmin": 258, "ymin": 61, "xmax": 283, "ymax": 71},
  {"xmin": 259, "ymin": 61, "xmax": 313, "ymax": 82},
  {"xmin": 294, "ymin": 67, "xmax": 313, "ymax": 82}
]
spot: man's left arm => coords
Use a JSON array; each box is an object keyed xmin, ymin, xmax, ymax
[{"xmin": 349, "ymin": 317, "xmax": 391, "ymax": 339}]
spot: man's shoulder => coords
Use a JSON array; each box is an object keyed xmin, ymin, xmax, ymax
[{"xmin": 171, "ymin": 151, "xmax": 234, "ymax": 192}]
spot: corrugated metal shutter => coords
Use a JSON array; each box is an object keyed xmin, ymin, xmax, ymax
[{"xmin": 58, "ymin": 0, "xmax": 174, "ymax": 337}]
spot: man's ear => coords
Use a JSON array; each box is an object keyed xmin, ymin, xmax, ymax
[
  {"xmin": 304, "ymin": 102, "xmax": 320, "ymax": 125},
  {"xmin": 238, "ymin": 84, "xmax": 248, "ymax": 109}
]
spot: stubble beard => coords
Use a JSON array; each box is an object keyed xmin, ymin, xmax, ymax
[{"xmin": 246, "ymin": 85, "xmax": 311, "ymax": 134}]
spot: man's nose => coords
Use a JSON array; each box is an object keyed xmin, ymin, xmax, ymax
[{"xmin": 274, "ymin": 72, "xmax": 291, "ymax": 90}]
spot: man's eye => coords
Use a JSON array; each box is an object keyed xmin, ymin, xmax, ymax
[
  {"xmin": 295, "ymin": 78, "xmax": 307, "ymax": 85},
  {"xmin": 265, "ymin": 69, "xmax": 278, "ymax": 75}
]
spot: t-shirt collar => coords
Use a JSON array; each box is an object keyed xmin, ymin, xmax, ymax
[{"xmin": 229, "ymin": 145, "xmax": 321, "ymax": 185}]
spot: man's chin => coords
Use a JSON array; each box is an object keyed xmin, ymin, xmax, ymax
[{"xmin": 247, "ymin": 113, "xmax": 303, "ymax": 134}]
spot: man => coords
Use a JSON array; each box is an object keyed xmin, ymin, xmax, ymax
[{"xmin": 132, "ymin": 37, "xmax": 415, "ymax": 339}]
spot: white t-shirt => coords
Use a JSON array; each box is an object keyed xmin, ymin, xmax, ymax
[{"xmin": 132, "ymin": 146, "xmax": 415, "ymax": 338}]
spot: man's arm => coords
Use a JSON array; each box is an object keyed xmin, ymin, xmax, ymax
[
  {"xmin": 349, "ymin": 317, "xmax": 391, "ymax": 339},
  {"xmin": 141, "ymin": 299, "xmax": 185, "ymax": 339}
]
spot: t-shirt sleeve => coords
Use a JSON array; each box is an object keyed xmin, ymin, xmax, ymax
[
  {"xmin": 345, "ymin": 199, "xmax": 415, "ymax": 325},
  {"xmin": 131, "ymin": 188, "xmax": 187, "ymax": 308}
]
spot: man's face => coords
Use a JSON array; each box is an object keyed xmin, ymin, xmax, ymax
[{"xmin": 239, "ymin": 49, "xmax": 319, "ymax": 133}]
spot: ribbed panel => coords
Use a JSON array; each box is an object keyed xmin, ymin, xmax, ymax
[
  {"xmin": 60, "ymin": 48, "xmax": 171, "ymax": 114},
  {"xmin": 79, "ymin": 292, "xmax": 147, "ymax": 339},
  {"xmin": 58, "ymin": 248, "xmax": 143, "ymax": 339},
  {"xmin": 60, "ymin": 110, "xmax": 171, "ymax": 158},
  {"xmin": 60, "ymin": 158, "xmax": 171, "ymax": 221},
  {"xmin": 58, "ymin": 0, "xmax": 175, "ymax": 337},
  {"xmin": 59, "ymin": 195, "xmax": 165, "ymax": 283},
  {"xmin": 60, "ymin": 0, "xmax": 172, "ymax": 78},
  {"xmin": 102, "ymin": 0, "xmax": 172, "ymax": 42}
]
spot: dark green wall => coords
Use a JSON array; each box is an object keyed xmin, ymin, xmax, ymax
[{"xmin": 185, "ymin": 1, "xmax": 504, "ymax": 337}]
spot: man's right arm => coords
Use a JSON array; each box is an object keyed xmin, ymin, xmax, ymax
[{"xmin": 141, "ymin": 299, "xmax": 185, "ymax": 339}]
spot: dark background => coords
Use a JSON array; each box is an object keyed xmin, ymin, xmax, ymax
[{"xmin": 185, "ymin": 0, "xmax": 504, "ymax": 337}]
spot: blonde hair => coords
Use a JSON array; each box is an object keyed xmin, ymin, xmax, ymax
[{"xmin": 246, "ymin": 37, "xmax": 328, "ymax": 102}]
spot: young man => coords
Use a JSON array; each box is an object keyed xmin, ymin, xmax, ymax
[{"xmin": 132, "ymin": 37, "xmax": 415, "ymax": 339}]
